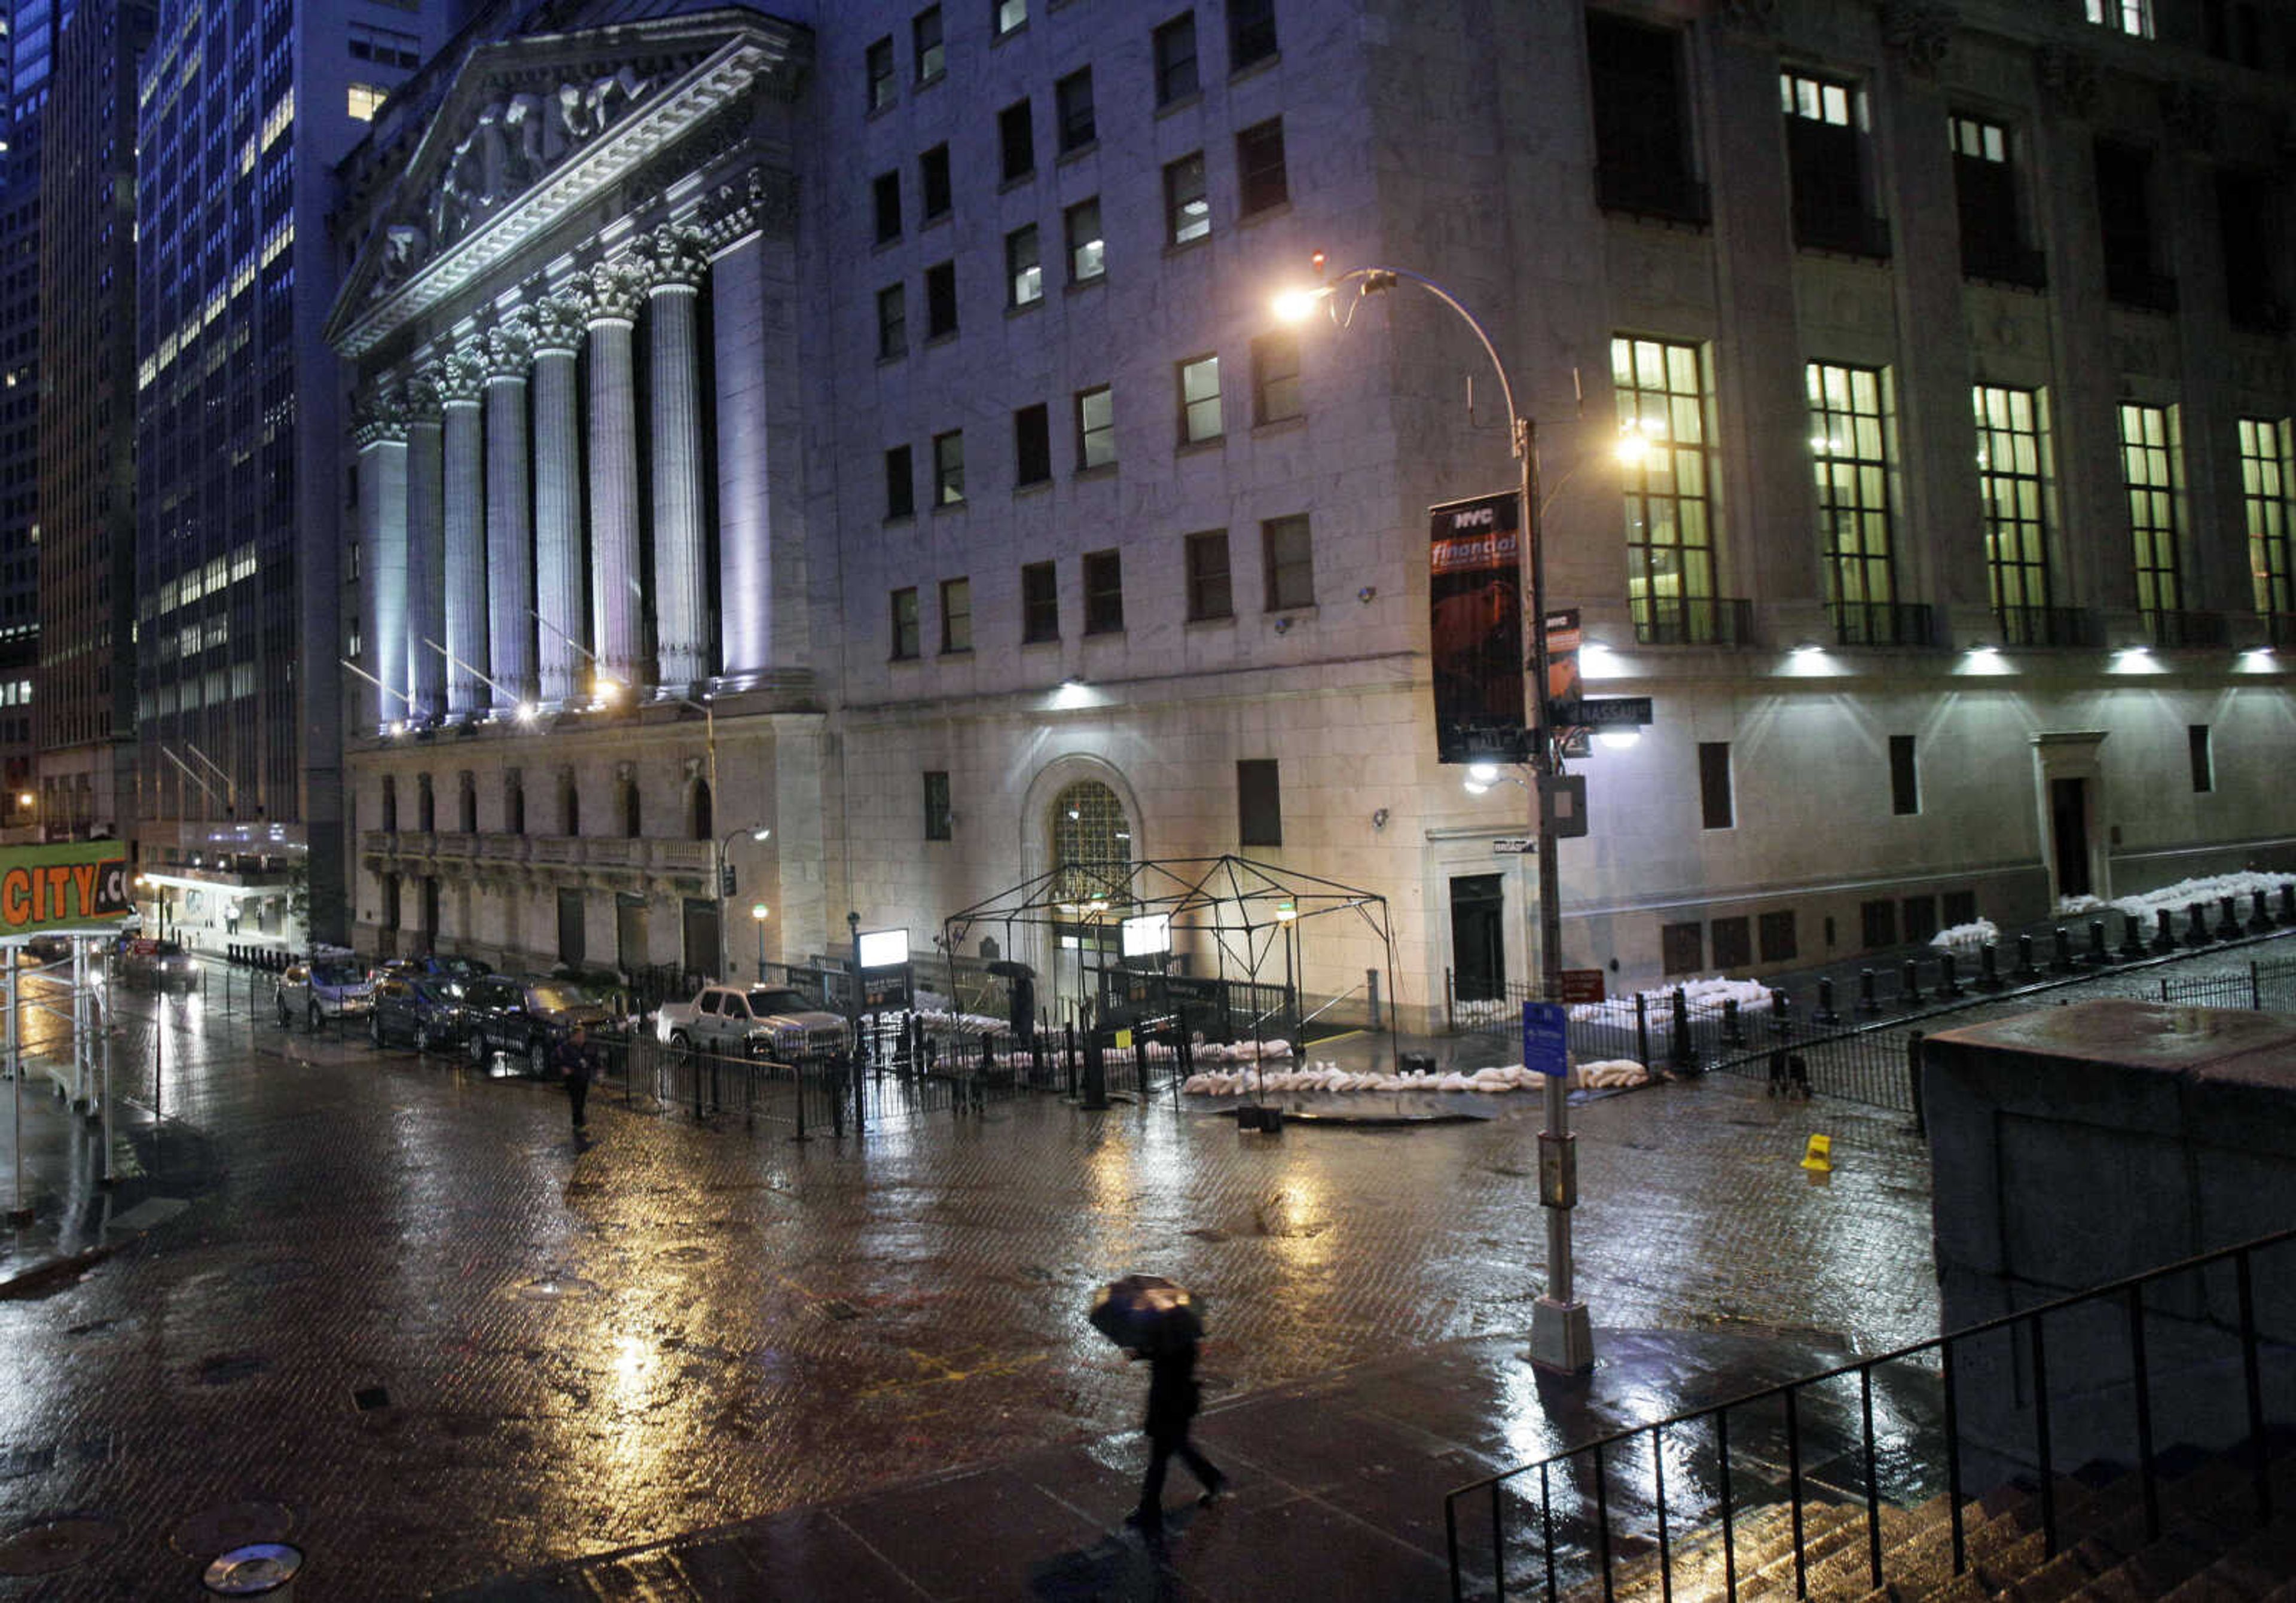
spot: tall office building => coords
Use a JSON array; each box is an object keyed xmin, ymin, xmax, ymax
[
  {"xmin": 130, "ymin": 0, "xmax": 451, "ymax": 946},
  {"xmin": 332, "ymin": 1, "xmax": 2296, "ymax": 1025},
  {"xmin": 36, "ymin": 0, "xmax": 150, "ymax": 844}
]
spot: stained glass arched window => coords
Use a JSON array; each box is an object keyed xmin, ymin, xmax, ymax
[{"xmin": 1048, "ymin": 780, "xmax": 1132, "ymax": 906}]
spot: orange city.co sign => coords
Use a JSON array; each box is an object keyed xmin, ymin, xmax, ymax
[{"xmin": 0, "ymin": 842, "xmax": 134, "ymax": 935}]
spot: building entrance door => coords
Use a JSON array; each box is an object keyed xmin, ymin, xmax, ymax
[
  {"xmin": 682, "ymin": 897, "xmax": 720, "ymax": 982},
  {"xmin": 1449, "ymin": 874, "xmax": 1506, "ymax": 1000},
  {"xmin": 2050, "ymin": 777, "xmax": 2091, "ymax": 899}
]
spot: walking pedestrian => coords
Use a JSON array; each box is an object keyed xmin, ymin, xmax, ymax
[
  {"xmin": 555, "ymin": 1022, "xmax": 595, "ymax": 1132},
  {"xmin": 1125, "ymin": 1332, "xmax": 1225, "ymax": 1534}
]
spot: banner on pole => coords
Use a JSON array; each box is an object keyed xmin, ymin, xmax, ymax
[
  {"xmin": 1428, "ymin": 491, "xmax": 1527, "ymax": 765},
  {"xmin": 0, "ymin": 842, "xmax": 133, "ymax": 936},
  {"xmin": 1544, "ymin": 607, "xmax": 1589, "ymax": 758}
]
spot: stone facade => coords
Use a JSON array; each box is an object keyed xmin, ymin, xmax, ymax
[{"xmin": 331, "ymin": 0, "xmax": 2296, "ymax": 1027}]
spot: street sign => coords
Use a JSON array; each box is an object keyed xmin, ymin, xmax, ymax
[
  {"xmin": 1522, "ymin": 1000, "xmax": 1569, "ymax": 1077},
  {"xmin": 1491, "ymin": 837, "xmax": 1533, "ymax": 855},
  {"xmin": 1568, "ymin": 696, "xmax": 1654, "ymax": 729},
  {"xmin": 1559, "ymin": 968, "xmax": 1606, "ymax": 1004}
]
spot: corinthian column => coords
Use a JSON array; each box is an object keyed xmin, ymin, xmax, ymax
[
  {"xmin": 437, "ymin": 349, "xmax": 489, "ymax": 715},
  {"xmin": 353, "ymin": 389, "xmax": 410, "ymax": 731},
  {"xmin": 485, "ymin": 315, "xmax": 536, "ymax": 709},
  {"xmin": 587, "ymin": 258, "xmax": 648, "ymax": 689},
  {"xmin": 529, "ymin": 294, "xmax": 585, "ymax": 706},
  {"xmin": 404, "ymin": 375, "xmax": 445, "ymax": 720},
  {"xmin": 644, "ymin": 224, "xmax": 712, "ymax": 691}
]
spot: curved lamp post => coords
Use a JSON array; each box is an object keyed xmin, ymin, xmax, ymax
[{"xmin": 1277, "ymin": 264, "xmax": 1593, "ymax": 1375}]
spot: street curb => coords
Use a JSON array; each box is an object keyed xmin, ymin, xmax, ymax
[{"xmin": 0, "ymin": 1239, "xmax": 121, "ymax": 1300}]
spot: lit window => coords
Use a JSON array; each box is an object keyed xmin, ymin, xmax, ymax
[
  {"xmin": 1806, "ymin": 362, "xmax": 1897, "ymax": 635},
  {"xmin": 1065, "ymin": 197, "xmax": 1104, "ymax": 283},
  {"xmin": 2239, "ymin": 417, "xmax": 2294, "ymax": 619},
  {"xmin": 2120, "ymin": 402, "xmax": 2182, "ymax": 619},
  {"xmin": 913, "ymin": 6, "xmax": 944, "ymax": 84},
  {"xmin": 1612, "ymin": 336, "xmax": 1718, "ymax": 645},
  {"xmin": 1178, "ymin": 355, "xmax": 1222, "ymax": 444},
  {"xmin": 1076, "ymin": 386, "xmax": 1116, "ymax": 469},
  {"xmin": 1974, "ymin": 386, "xmax": 2053, "ymax": 637},
  {"xmin": 346, "ymin": 83, "xmax": 386, "ymax": 120},
  {"xmin": 1164, "ymin": 152, "xmax": 1209, "ymax": 245},
  {"xmin": 933, "ymin": 429, "xmax": 966, "ymax": 505},
  {"xmin": 2084, "ymin": 0, "xmax": 2152, "ymax": 38},
  {"xmin": 1006, "ymin": 224, "xmax": 1042, "ymax": 307},
  {"xmin": 993, "ymin": 0, "xmax": 1026, "ymax": 38}
]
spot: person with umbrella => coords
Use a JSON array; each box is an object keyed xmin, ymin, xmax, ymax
[{"xmin": 1091, "ymin": 1275, "xmax": 1227, "ymax": 1533}]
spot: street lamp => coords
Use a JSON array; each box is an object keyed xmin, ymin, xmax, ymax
[
  {"xmin": 751, "ymin": 902, "xmax": 770, "ymax": 983},
  {"xmin": 1277, "ymin": 262, "xmax": 1593, "ymax": 1374}
]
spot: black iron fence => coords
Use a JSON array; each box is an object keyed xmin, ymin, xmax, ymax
[
  {"xmin": 2160, "ymin": 955, "xmax": 2296, "ymax": 1012},
  {"xmin": 1445, "ymin": 1228, "xmax": 2296, "ymax": 1603}
]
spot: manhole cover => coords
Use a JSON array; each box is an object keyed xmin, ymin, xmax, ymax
[
  {"xmin": 196, "ymin": 1354, "xmax": 270, "ymax": 1385},
  {"xmin": 517, "ymin": 1274, "xmax": 599, "ymax": 1302},
  {"xmin": 170, "ymin": 1501, "xmax": 294, "ymax": 1558},
  {"xmin": 202, "ymin": 1541, "xmax": 303, "ymax": 1596},
  {"xmin": 0, "ymin": 1515, "xmax": 123, "ymax": 1576}
]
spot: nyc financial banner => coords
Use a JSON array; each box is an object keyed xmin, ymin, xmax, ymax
[
  {"xmin": 0, "ymin": 842, "xmax": 134, "ymax": 935},
  {"xmin": 1428, "ymin": 491, "xmax": 1527, "ymax": 764}
]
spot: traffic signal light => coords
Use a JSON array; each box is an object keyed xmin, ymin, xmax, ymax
[{"xmin": 720, "ymin": 864, "xmax": 737, "ymax": 897}]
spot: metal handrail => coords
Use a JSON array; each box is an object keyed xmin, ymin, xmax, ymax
[{"xmin": 1445, "ymin": 1226, "xmax": 2296, "ymax": 1601}]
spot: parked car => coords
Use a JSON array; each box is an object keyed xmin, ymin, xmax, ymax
[
  {"xmin": 20, "ymin": 933, "xmax": 74, "ymax": 965},
  {"xmin": 461, "ymin": 976, "xmax": 617, "ymax": 1077},
  {"xmin": 654, "ymin": 984, "xmax": 850, "ymax": 1059},
  {"xmin": 368, "ymin": 975, "xmax": 470, "ymax": 1053},
  {"xmin": 119, "ymin": 938, "xmax": 202, "ymax": 988},
  {"xmin": 276, "ymin": 957, "xmax": 376, "ymax": 1028}
]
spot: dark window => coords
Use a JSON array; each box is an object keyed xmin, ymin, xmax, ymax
[
  {"xmin": 557, "ymin": 888, "xmax": 585, "ymax": 964},
  {"xmin": 1758, "ymin": 909, "xmax": 1797, "ymax": 963},
  {"xmin": 1021, "ymin": 560, "xmax": 1059, "ymax": 642},
  {"xmin": 866, "ymin": 36, "xmax": 896, "ymax": 110},
  {"xmin": 885, "ymin": 444, "xmax": 915, "ymax": 519},
  {"xmin": 1229, "ymin": 0, "xmax": 1275, "ymax": 68},
  {"xmin": 1178, "ymin": 355, "xmax": 1222, "ymax": 442},
  {"xmin": 1698, "ymin": 741, "xmax": 1732, "ymax": 829},
  {"xmin": 872, "ymin": 170, "xmax": 902, "ymax": 242},
  {"xmin": 1950, "ymin": 115, "xmax": 2038, "ymax": 285},
  {"xmin": 1014, "ymin": 402, "xmax": 1052, "ymax": 486},
  {"xmin": 1155, "ymin": 12, "xmax": 1199, "ymax": 105},
  {"xmin": 1860, "ymin": 898, "xmax": 1897, "ymax": 951},
  {"xmin": 1782, "ymin": 69, "xmax": 1883, "ymax": 257},
  {"xmin": 1185, "ymin": 530, "xmax": 1232, "ymax": 620},
  {"xmin": 1236, "ymin": 117, "xmax": 1288, "ymax": 214},
  {"xmin": 1065, "ymin": 197, "xmax": 1106, "ymax": 282},
  {"xmin": 459, "ymin": 775, "xmax": 477, "ymax": 833},
  {"xmin": 1903, "ymin": 896, "xmax": 1938, "ymax": 944},
  {"xmin": 1252, "ymin": 330, "xmax": 1302, "ymax": 423},
  {"xmin": 924, "ymin": 771, "xmax": 953, "ymax": 840},
  {"xmin": 2190, "ymin": 723, "xmax": 2213, "ymax": 792},
  {"xmin": 1943, "ymin": 888, "xmax": 1977, "ymax": 927},
  {"xmin": 921, "ymin": 143, "xmax": 952, "ymax": 220},
  {"xmin": 933, "ymin": 430, "xmax": 966, "ymax": 505},
  {"xmin": 941, "ymin": 578, "xmax": 972, "ymax": 652},
  {"xmin": 1083, "ymin": 549, "xmax": 1124, "ymax": 633},
  {"xmin": 508, "ymin": 778, "xmax": 526, "ymax": 835},
  {"xmin": 2096, "ymin": 139, "xmax": 2170, "ymax": 310},
  {"xmin": 999, "ymin": 99, "xmax": 1034, "ymax": 183},
  {"xmin": 1262, "ymin": 514, "xmax": 1314, "ymax": 609},
  {"xmin": 1711, "ymin": 915, "xmax": 1752, "ymax": 970},
  {"xmin": 925, "ymin": 260, "xmax": 957, "ymax": 337},
  {"xmin": 890, "ymin": 587, "xmax": 921, "ymax": 659},
  {"xmin": 622, "ymin": 780, "xmax": 641, "ymax": 839},
  {"xmin": 1055, "ymin": 68, "xmax": 1096, "ymax": 152},
  {"xmin": 1661, "ymin": 921, "xmax": 1704, "ymax": 976},
  {"xmin": 876, "ymin": 283, "xmax": 906, "ymax": 359},
  {"xmin": 913, "ymin": 5, "xmax": 944, "ymax": 83},
  {"xmin": 1237, "ymin": 758, "xmax": 1282, "ymax": 846},
  {"xmin": 1165, "ymin": 152, "xmax": 1210, "ymax": 244},
  {"xmin": 1007, "ymin": 224, "xmax": 1043, "ymax": 306},
  {"xmin": 1586, "ymin": 13, "xmax": 1700, "ymax": 222},
  {"xmin": 2218, "ymin": 170, "xmax": 2282, "ymax": 331},
  {"xmin": 1889, "ymin": 734, "xmax": 1919, "ymax": 815}
]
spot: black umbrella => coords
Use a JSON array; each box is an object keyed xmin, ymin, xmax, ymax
[{"xmin": 1088, "ymin": 1274, "xmax": 1204, "ymax": 1355}]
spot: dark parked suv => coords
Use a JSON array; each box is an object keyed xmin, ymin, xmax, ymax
[
  {"xmin": 369, "ymin": 975, "xmax": 471, "ymax": 1054},
  {"xmin": 461, "ymin": 976, "xmax": 616, "ymax": 1077}
]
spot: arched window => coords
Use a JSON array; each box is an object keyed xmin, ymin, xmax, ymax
[
  {"xmin": 380, "ymin": 775, "xmax": 398, "ymax": 832},
  {"xmin": 417, "ymin": 775, "xmax": 436, "ymax": 833},
  {"xmin": 457, "ymin": 772, "xmax": 477, "ymax": 833},
  {"xmin": 506, "ymin": 774, "xmax": 525, "ymax": 836},
  {"xmin": 563, "ymin": 777, "xmax": 581, "ymax": 836},
  {"xmin": 692, "ymin": 778, "xmax": 713, "ymax": 841},
  {"xmin": 1048, "ymin": 779, "xmax": 1132, "ymax": 905},
  {"xmin": 622, "ymin": 778, "xmax": 642, "ymax": 838}
]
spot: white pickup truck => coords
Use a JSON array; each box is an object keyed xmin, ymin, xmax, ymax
[{"xmin": 654, "ymin": 984, "xmax": 850, "ymax": 1059}]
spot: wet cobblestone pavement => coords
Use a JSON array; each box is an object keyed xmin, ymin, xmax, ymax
[{"xmin": 0, "ymin": 937, "xmax": 2278, "ymax": 1598}]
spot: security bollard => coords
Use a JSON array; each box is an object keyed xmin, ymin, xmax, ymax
[
  {"xmin": 1770, "ymin": 988, "xmax": 1793, "ymax": 1040},
  {"xmin": 2014, "ymin": 934, "xmax": 2039, "ymax": 981},
  {"xmin": 2154, "ymin": 909, "xmax": 2179, "ymax": 955},
  {"xmin": 2088, "ymin": 918, "xmax": 2109, "ymax": 966},
  {"xmin": 2121, "ymin": 911, "xmax": 2150, "ymax": 961},
  {"xmin": 2187, "ymin": 902, "xmax": 2211, "ymax": 948},
  {"xmin": 1722, "ymin": 997, "xmax": 1744, "ymax": 1049},
  {"xmin": 2216, "ymin": 896, "xmax": 2243, "ymax": 941},
  {"xmin": 1669, "ymin": 988, "xmax": 1694, "ymax": 1071},
  {"xmin": 2280, "ymin": 883, "xmax": 2296, "ymax": 927},
  {"xmin": 1814, "ymin": 977, "xmax": 1840, "ymax": 1027},
  {"xmin": 1909, "ymin": 1031, "xmax": 1928, "ymax": 1138},
  {"xmin": 830, "ymin": 1060, "xmax": 845, "ymax": 1138},
  {"xmin": 2251, "ymin": 891, "xmax": 2276, "ymax": 936},
  {"xmin": 1902, "ymin": 958, "xmax": 1922, "ymax": 1005},
  {"xmin": 1940, "ymin": 951, "xmax": 1962, "ymax": 998},
  {"xmin": 1856, "ymin": 968, "xmax": 1881, "ymax": 1016},
  {"xmin": 1978, "ymin": 942, "xmax": 2005, "ymax": 991},
  {"xmin": 1635, "ymin": 991, "xmax": 1653, "ymax": 1070},
  {"xmin": 1065, "ymin": 1024, "xmax": 1077, "ymax": 1098},
  {"xmin": 2051, "ymin": 927, "xmax": 2074, "ymax": 975}
]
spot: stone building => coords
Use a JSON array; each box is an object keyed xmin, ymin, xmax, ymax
[{"xmin": 332, "ymin": 0, "xmax": 2296, "ymax": 1027}]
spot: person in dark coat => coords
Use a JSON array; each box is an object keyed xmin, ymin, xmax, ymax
[
  {"xmin": 554, "ymin": 1023, "xmax": 595, "ymax": 1131},
  {"xmin": 1126, "ymin": 1334, "xmax": 1225, "ymax": 1533}
]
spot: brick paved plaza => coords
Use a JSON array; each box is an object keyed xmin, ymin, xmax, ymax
[{"xmin": 0, "ymin": 967, "xmax": 1949, "ymax": 1599}]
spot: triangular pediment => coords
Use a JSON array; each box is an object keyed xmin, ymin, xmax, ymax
[{"xmin": 328, "ymin": 7, "xmax": 808, "ymax": 356}]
